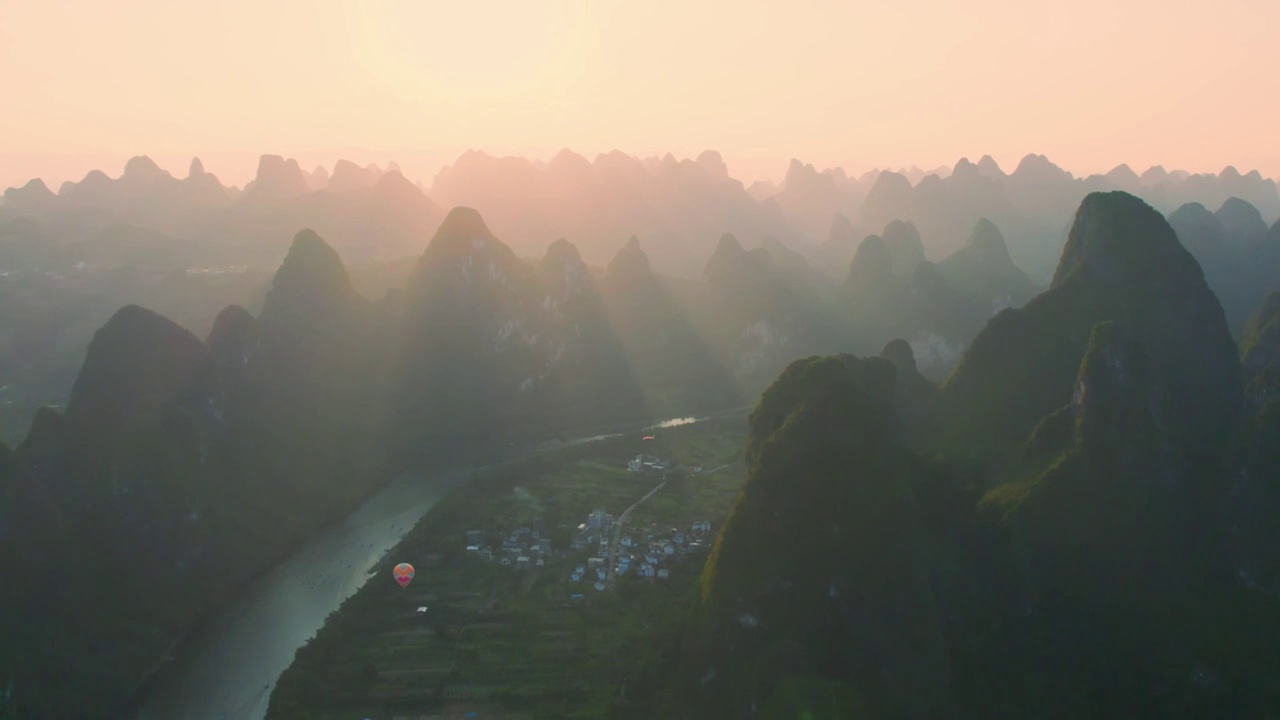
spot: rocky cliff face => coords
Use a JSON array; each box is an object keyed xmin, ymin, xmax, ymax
[
  {"xmin": 942, "ymin": 191, "xmax": 1242, "ymax": 458},
  {"xmin": 394, "ymin": 208, "xmax": 656, "ymax": 459},
  {"xmin": 0, "ymin": 232, "xmax": 394, "ymax": 717},
  {"xmin": 0, "ymin": 305, "xmax": 225, "ymax": 717},
  {"xmin": 694, "ymin": 355, "xmax": 956, "ymax": 719},
  {"xmin": 1241, "ymin": 291, "xmax": 1280, "ymax": 374},
  {"xmin": 661, "ymin": 190, "xmax": 1276, "ymax": 720}
]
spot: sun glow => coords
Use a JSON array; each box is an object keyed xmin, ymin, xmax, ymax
[{"xmin": 350, "ymin": 1, "xmax": 602, "ymax": 104}]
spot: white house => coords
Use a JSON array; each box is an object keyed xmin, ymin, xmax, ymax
[
  {"xmin": 657, "ymin": 568, "xmax": 670, "ymax": 580},
  {"xmin": 640, "ymin": 564, "xmax": 656, "ymax": 578},
  {"xmin": 663, "ymin": 543, "xmax": 676, "ymax": 556},
  {"xmin": 621, "ymin": 536, "xmax": 633, "ymax": 548},
  {"xmin": 594, "ymin": 581, "xmax": 606, "ymax": 591},
  {"xmin": 587, "ymin": 557, "xmax": 605, "ymax": 569},
  {"xmin": 516, "ymin": 556, "xmax": 531, "ymax": 570},
  {"xmin": 692, "ymin": 520, "xmax": 712, "ymax": 533},
  {"xmin": 596, "ymin": 568, "xmax": 606, "ymax": 581}
]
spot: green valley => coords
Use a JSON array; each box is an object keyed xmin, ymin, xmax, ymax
[{"xmin": 267, "ymin": 415, "xmax": 749, "ymax": 720}]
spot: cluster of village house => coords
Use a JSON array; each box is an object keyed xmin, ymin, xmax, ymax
[
  {"xmin": 565, "ymin": 508, "xmax": 713, "ymax": 595},
  {"xmin": 462, "ymin": 526, "xmax": 550, "ymax": 569},
  {"xmin": 460, "ymin": 453, "xmax": 713, "ymax": 598},
  {"xmin": 461, "ymin": 513, "xmax": 714, "ymax": 594}
]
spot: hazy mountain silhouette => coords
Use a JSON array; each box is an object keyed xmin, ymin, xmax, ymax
[
  {"xmin": 0, "ymin": 154, "xmax": 443, "ymax": 271},
  {"xmin": 428, "ymin": 149, "xmax": 804, "ymax": 274},
  {"xmin": 768, "ymin": 159, "xmax": 865, "ymax": 239},
  {"xmin": 754, "ymin": 153, "xmax": 1280, "ymax": 287},
  {"xmin": 1168, "ymin": 196, "xmax": 1279, "ymax": 332},
  {"xmin": 814, "ymin": 212, "xmax": 860, "ymax": 276},
  {"xmin": 881, "ymin": 219, "xmax": 927, "ymax": 276},
  {"xmin": 0, "ymin": 232, "xmax": 389, "ymax": 717},
  {"xmin": 596, "ymin": 235, "xmax": 738, "ymax": 413},
  {"xmin": 6, "ymin": 149, "xmax": 1275, "ymax": 283},
  {"xmin": 936, "ymin": 218, "xmax": 1037, "ymax": 311}
]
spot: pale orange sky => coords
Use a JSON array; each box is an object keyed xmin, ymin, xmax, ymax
[{"xmin": 1, "ymin": 0, "xmax": 1277, "ymax": 190}]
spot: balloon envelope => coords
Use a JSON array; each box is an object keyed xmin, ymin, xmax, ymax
[
  {"xmin": 642, "ymin": 436, "xmax": 654, "ymax": 441},
  {"xmin": 393, "ymin": 562, "xmax": 415, "ymax": 588}
]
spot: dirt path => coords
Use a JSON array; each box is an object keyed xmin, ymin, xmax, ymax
[{"xmin": 605, "ymin": 478, "xmax": 667, "ymax": 586}]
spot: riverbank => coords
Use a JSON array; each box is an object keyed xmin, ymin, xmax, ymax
[
  {"xmin": 265, "ymin": 414, "xmax": 750, "ymax": 719},
  {"xmin": 126, "ymin": 407, "xmax": 749, "ymax": 720}
]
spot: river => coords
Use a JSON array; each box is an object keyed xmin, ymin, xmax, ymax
[{"xmin": 132, "ymin": 412, "xmax": 736, "ymax": 720}]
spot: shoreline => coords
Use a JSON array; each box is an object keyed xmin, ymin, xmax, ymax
[
  {"xmin": 262, "ymin": 407, "xmax": 752, "ymax": 718},
  {"xmin": 123, "ymin": 403, "xmax": 751, "ymax": 718}
]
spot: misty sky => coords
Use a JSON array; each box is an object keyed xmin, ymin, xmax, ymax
[{"xmin": 1, "ymin": 0, "xmax": 1276, "ymax": 189}]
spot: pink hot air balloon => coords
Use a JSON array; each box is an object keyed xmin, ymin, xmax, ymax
[
  {"xmin": 642, "ymin": 436, "xmax": 655, "ymax": 441},
  {"xmin": 392, "ymin": 562, "xmax": 415, "ymax": 588}
]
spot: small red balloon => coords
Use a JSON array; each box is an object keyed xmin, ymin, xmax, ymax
[{"xmin": 392, "ymin": 562, "xmax": 415, "ymax": 588}]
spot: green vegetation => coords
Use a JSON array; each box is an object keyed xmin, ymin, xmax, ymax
[
  {"xmin": 679, "ymin": 356, "xmax": 958, "ymax": 719},
  {"xmin": 758, "ymin": 676, "xmax": 868, "ymax": 720},
  {"xmin": 7, "ymin": 188, "xmax": 1279, "ymax": 719},
  {"xmin": 648, "ymin": 192, "xmax": 1280, "ymax": 718},
  {"xmin": 1240, "ymin": 290, "xmax": 1280, "ymax": 370},
  {"xmin": 939, "ymin": 192, "xmax": 1242, "ymax": 463},
  {"xmin": 267, "ymin": 415, "xmax": 748, "ymax": 719}
]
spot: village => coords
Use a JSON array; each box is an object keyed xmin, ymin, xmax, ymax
[
  {"xmin": 457, "ymin": 452, "xmax": 713, "ymax": 600},
  {"xmin": 267, "ymin": 413, "xmax": 749, "ymax": 718}
]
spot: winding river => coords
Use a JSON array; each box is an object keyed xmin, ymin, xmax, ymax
[{"xmin": 132, "ymin": 412, "xmax": 733, "ymax": 720}]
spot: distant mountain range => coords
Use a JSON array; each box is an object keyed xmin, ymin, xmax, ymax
[
  {"xmin": 3, "ymin": 178, "xmax": 1280, "ymax": 716},
  {"xmin": 1, "ymin": 154, "xmax": 443, "ymax": 269},
  {"xmin": 3, "ymin": 151, "xmax": 1277, "ymax": 281}
]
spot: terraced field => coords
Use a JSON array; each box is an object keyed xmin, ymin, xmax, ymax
[{"xmin": 266, "ymin": 414, "xmax": 748, "ymax": 720}]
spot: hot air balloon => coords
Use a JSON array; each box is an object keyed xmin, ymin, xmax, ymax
[
  {"xmin": 392, "ymin": 562, "xmax": 415, "ymax": 588},
  {"xmin": 642, "ymin": 436, "xmax": 655, "ymax": 441}
]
